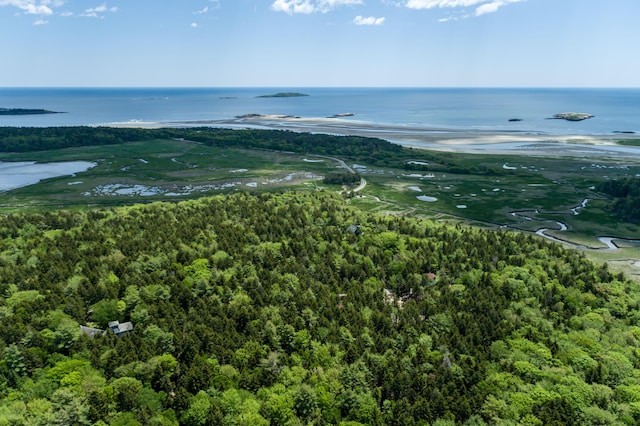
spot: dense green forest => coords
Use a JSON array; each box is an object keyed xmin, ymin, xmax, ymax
[
  {"xmin": 0, "ymin": 127, "xmax": 501, "ymax": 176},
  {"xmin": 1, "ymin": 190, "xmax": 639, "ymax": 425},
  {"xmin": 323, "ymin": 171, "xmax": 362, "ymax": 186},
  {"xmin": 597, "ymin": 177, "xmax": 640, "ymax": 223},
  {"xmin": 0, "ymin": 126, "xmax": 397, "ymax": 159}
]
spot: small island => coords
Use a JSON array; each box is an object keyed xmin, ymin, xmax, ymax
[
  {"xmin": 234, "ymin": 113, "xmax": 299, "ymax": 119},
  {"xmin": 549, "ymin": 112, "xmax": 594, "ymax": 122},
  {"xmin": 0, "ymin": 108, "xmax": 61, "ymax": 116},
  {"xmin": 256, "ymin": 92, "xmax": 309, "ymax": 98}
]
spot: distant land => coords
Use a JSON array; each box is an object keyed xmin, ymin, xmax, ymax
[
  {"xmin": 549, "ymin": 112, "xmax": 594, "ymax": 121},
  {"xmin": 0, "ymin": 108, "xmax": 61, "ymax": 116},
  {"xmin": 256, "ymin": 92, "xmax": 309, "ymax": 98}
]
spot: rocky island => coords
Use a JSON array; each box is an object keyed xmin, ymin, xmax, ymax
[
  {"xmin": 0, "ymin": 108, "xmax": 61, "ymax": 115},
  {"xmin": 549, "ymin": 112, "xmax": 594, "ymax": 121},
  {"xmin": 256, "ymin": 92, "xmax": 309, "ymax": 98},
  {"xmin": 234, "ymin": 113, "xmax": 300, "ymax": 119}
]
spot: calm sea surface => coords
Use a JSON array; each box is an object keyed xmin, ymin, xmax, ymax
[{"xmin": 0, "ymin": 87, "xmax": 639, "ymax": 135}]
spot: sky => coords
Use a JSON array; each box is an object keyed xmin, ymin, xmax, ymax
[{"xmin": 1, "ymin": 0, "xmax": 639, "ymax": 87}]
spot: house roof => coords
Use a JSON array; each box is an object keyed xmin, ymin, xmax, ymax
[
  {"xmin": 82, "ymin": 320, "xmax": 134, "ymax": 338},
  {"xmin": 116, "ymin": 322, "xmax": 134, "ymax": 333},
  {"xmin": 80, "ymin": 325, "xmax": 106, "ymax": 337}
]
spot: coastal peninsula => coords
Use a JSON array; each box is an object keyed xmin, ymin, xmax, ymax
[
  {"xmin": 256, "ymin": 92, "xmax": 309, "ymax": 98},
  {"xmin": 0, "ymin": 108, "xmax": 61, "ymax": 116}
]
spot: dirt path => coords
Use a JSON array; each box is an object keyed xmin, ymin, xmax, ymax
[{"xmin": 313, "ymin": 155, "xmax": 368, "ymax": 193}]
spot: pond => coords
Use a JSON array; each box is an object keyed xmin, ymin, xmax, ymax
[
  {"xmin": 417, "ymin": 195, "xmax": 438, "ymax": 202},
  {"xmin": 0, "ymin": 161, "xmax": 96, "ymax": 192}
]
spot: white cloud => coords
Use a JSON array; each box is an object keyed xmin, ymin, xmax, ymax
[
  {"xmin": 24, "ymin": 4, "xmax": 51, "ymax": 14},
  {"xmin": 475, "ymin": 1, "xmax": 500, "ymax": 15},
  {"xmin": 353, "ymin": 15, "xmax": 385, "ymax": 25},
  {"xmin": 194, "ymin": 6, "xmax": 208, "ymax": 15},
  {"xmin": 475, "ymin": 0, "xmax": 521, "ymax": 16},
  {"xmin": 0, "ymin": 0, "xmax": 53, "ymax": 15},
  {"xmin": 0, "ymin": 0, "xmax": 119, "ymax": 22},
  {"xmin": 271, "ymin": 0, "xmax": 363, "ymax": 14},
  {"xmin": 319, "ymin": 0, "xmax": 363, "ymax": 10},
  {"xmin": 272, "ymin": 0, "xmax": 314, "ymax": 14},
  {"xmin": 405, "ymin": 0, "xmax": 486, "ymax": 9},
  {"xmin": 404, "ymin": 0, "xmax": 523, "ymax": 17},
  {"xmin": 80, "ymin": 3, "xmax": 117, "ymax": 18},
  {"xmin": 191, "ymin": 22, "xmax": 198, "ymax": 28}
]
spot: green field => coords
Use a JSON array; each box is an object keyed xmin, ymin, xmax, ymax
[{"xmin": 1, "ymin": 135, "xmax": 639, "ymax": 278}]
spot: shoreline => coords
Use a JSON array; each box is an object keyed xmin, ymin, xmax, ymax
[{"xmin": 105, "ymin": 114, "xmax": 640, "ymax": 159}]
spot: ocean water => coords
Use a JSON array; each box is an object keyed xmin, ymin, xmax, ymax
[{"xmin": 0, "ymin": 87, "xmax": 639, "ymax": 135}]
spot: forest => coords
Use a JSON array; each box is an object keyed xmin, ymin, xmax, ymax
[
  {"xmin": 323, "ymin": 171, "xmax": 362, "ymax": 186},
  {"xmin": 0, "ymin": 126, "xmax": 495, "ymax": 176},
  {"xmin": 597, "ymin": 177, "xmax": 640, "ymax": 223},
  {"xmin": 1, "ymin": 190, "xmax": 640, "ymax": 425}
]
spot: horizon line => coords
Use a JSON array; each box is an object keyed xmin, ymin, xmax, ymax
[{"xmin": 2, "ymin": 85, "xmax": 640, "ymax": 90}]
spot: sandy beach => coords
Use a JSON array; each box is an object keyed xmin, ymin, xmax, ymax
[{"xmin": 108, "ymin": 114, "xmax": 640, "ymax": 159}]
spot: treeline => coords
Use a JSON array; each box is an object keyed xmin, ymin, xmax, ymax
[
  {"xmin": 0, "ymin": 126, "xmax": 399, "ymax": 159},
  {"xmin": 0, "ymin": 126, "xmax": 513, "ymax": 176},
  {"xmin": 0, "ymin": 108, "xmax": 59, "ymax": 116},
  {"xmin": 0, "ymin": 191, "xmax": 639, "ymax": 425},
  {"xmin": 597, "ymin": 177, "xmax": 640, "ymax": 222},
  {"xmin": 323, "ymin": 171, "xmax": 362, "ymax": 186},
  {"xmin": 0, "ymin": 126, "xmax": 158, "ymax": 152}
]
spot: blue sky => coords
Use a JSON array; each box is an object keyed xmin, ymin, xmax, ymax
[{"xmin": 1, "ymin": 0, "xmax": 639, "ymax": 87}]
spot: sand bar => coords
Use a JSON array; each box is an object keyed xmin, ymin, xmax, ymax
[{"xmin": 107, "ymin": 114, "xmax": 640, "ymax": 159}]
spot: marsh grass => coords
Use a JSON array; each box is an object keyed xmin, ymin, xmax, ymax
[
  {"xmin": 2, "ymin": 137, "xmax": 640, "ymax": 271},
  {"xmin": 0, "ymin": 140, "xmax": 334, "ymax": 210}
]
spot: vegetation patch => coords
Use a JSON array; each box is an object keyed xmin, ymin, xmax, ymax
[
  {"xmin": 0, "ymin": 126, "xmax": 639, "ymax": 270},
  {"xmin": 2, "ymin": 127, "xmax": 640, "ymax": 423},
  {"xmin": 0, "ymin": 191, "xmax": 638, "ymax": 424},
  {"xmin": 596, "ymin": 176, "xmax": 640, "ymax": 223}
]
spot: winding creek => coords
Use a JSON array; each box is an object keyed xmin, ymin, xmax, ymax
[{"xmin": 514, "ymin": 199, "xmax": 640, "ymax": 252}]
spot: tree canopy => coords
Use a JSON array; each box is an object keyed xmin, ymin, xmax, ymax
[
  {"xmin": 597, "ymin": 177, "xmax": 640, "ymax": 223},
  {"xmin": 0, "ymin": 190, "xmax": 638, "ymax": 425}
]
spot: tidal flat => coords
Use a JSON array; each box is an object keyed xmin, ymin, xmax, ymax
[{"xmin": 120, "ymin": 113, "xmax": 640, "ymax": 159}]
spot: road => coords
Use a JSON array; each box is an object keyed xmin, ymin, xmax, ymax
[{"xmin": 314, "ymin": 155, "xmax": 367, "ymax": 193}]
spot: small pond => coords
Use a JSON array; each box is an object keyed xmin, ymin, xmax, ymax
[{"xmin": 0, "ymin": 161, "xmax": 96, "ymax": 192}]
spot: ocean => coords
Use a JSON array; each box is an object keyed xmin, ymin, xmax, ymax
[{"xmin": 0, "ymin": 87, "xmax": 639, "ymax": 135}]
